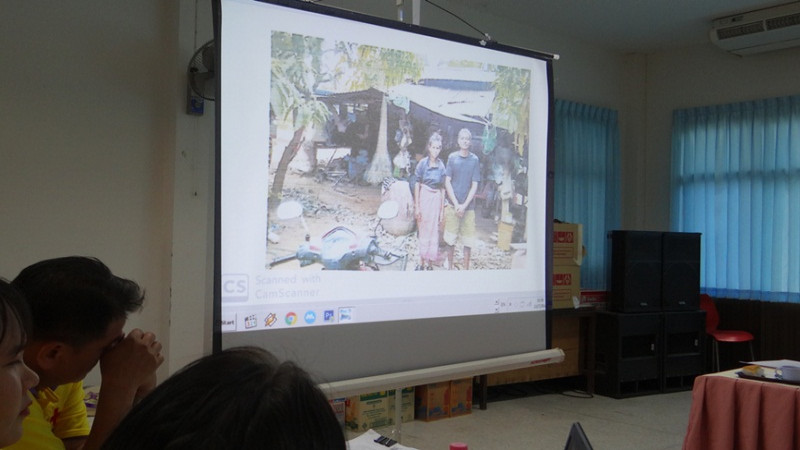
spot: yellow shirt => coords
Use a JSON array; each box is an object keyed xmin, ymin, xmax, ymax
[{"xmin": 6, "ymin": 382, "xmax": 90, "ymax": 450}]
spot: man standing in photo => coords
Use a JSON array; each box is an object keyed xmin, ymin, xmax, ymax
[{"xmin": 444, "ymin": 128, "xmax": 481, "ymax": 270}]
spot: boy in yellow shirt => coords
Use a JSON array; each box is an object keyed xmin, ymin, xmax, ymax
[{"xmin": 9, "ymin": 257, "xmax": 163, "ymax": 450}]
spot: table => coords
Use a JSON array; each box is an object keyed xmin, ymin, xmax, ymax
[
  {"xmin": 554, "ymin": 307, "xmax": 596, "ymax": 394},
  {"xmin": 683, "ymin": 369, "xmax": 800, "ymax": 450}
]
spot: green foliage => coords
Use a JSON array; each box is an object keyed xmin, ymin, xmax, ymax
[
  {"xmin": 491, "ymin": 66, "xmax": 531, "ymax": 154},
  {"xmin": 448, "ymin": 59, "xmax": 483, "ymax": 69},
  {"xmin": 270, "ymin": 32, "xmax": 423, "ymax": 128},
  {"xmin": 335, "ymin": 42, "xmax": 424, "ymax": 91},
  {"xmin": 271, "ymin": 31, "xmax": 331, "ymax": 128}
]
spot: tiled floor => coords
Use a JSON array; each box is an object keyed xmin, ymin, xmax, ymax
[{"xmin": 354, "ymin": 378, "xmax": 693, "ymax": 449}]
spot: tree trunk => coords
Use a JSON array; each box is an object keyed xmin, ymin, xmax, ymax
[
  {"xmin": 364, "ymin": 96, "xmax": 392, "ymax": 184},
  {"xmin": 270, "ymin": 125, "xmax": 306, "ymax": 201}
]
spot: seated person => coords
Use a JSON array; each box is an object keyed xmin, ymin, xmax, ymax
[
  {"xmin": 0, "ymin": 279, "xmax": 40, "ymax": 448},
  {"xmin": 328, "ymin": 108, "xmax": 350, "ymax": 146},
  {"xmin": 9, "ymin": 256, "xmax": 163, "ymax": 450},
  {"xmin": 345, "ymin": 111, "xmax": 370, "ymax": 153},
  {"xmin": 101, "ymin": 346, "xmax": 346, "ymax": 450},
  {"xmin": 345, "ymin": 149, "xmax": 369, "ymax": 182}
]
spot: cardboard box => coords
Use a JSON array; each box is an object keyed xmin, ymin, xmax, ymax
[
  {"xmin": 345, "ymin": 391, "xmax": 390, "ymax": 431},
  {"xmin": 449, "ymin": 378, "xmax": 473, "ymax": 417},
  {"xmin": 387, "ymin": 387, "xmax": 415, "ymax": 424},
  {"xmin": 554, "ymin": 222, "xmax": 583, "ymax": 266},
  {"xmin": 329, "ymin": 397, "xmax": 346, "ymax": 426},
  {"xmin": 580, "ymin": 290, "xmax": 609, "ymax": 308},
  {"xmin": 552, "ymin": 265, "xmax": 581, "ymax": 309},
  {"xmin": 414, "ymin": 381, "xmax": 450, "ymax": 421}
]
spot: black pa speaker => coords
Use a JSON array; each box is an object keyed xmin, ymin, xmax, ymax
[
  {"xmin": 661, "ymin": 310, "xmax": 706, "ymax": 391},
  {"xmin": 610, "ymin": 231, "xmax": 662, "ymax": 312},
  {"xmin": 594, "ymin": 311, "xmax": 662, "ymax": 398},
  {"xmin": 661, "ymin": 232, "xmax": 701, "ymax": 311}
]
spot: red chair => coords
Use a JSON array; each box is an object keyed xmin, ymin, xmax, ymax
[{"xmin": 699, "ymin": 294, "xmax": 755, "ymax": 371}]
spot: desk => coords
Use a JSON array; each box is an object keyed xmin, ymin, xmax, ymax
[{"xmin": 683, "ymin": 369, "xmax": 800, "ymax": 450}]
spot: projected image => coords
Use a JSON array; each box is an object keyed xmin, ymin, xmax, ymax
[
  {"xmin": 219, "ymin": 0, "xmax": 549, "ymax": 334},
  {"xmin": 218, "ymin": 0, "xmax": 552, "ymax": 385},
  {"xmin": 266, "ymin": 30, "xmax": 532, "ymax": 272}
]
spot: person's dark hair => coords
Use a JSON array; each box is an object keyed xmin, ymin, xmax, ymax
[
  {"xmin": 101, "ymin": 346, "xmax": 346, "ymax": 450},
  {"xmin": 0, "ymin": 278, "xmax": 31, "ymax": 348},
  {"xmin": 427, "ymin": 131, "xmax": 443, "ymax": 149},
  {"xmin": 11, "ymin": 256, "xmax": 144, "ymax": 347}
]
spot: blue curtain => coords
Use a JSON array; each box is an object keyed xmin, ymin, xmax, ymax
[
  {"xmin": 671, "ymin": 95, "xmax": 800, "ymax": 302},
  {"xmin": 553, "ymin": 99, "xmax": 621, "ymax": 290}
]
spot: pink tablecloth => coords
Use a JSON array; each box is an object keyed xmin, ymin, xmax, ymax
[{"xmin": 683, "ymin": 370, "xmax": 800, "ymax": 450}]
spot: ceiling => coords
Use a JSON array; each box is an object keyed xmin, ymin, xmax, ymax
[{"xmin": 449, "ymin": 0, "xmax": 794, "ymax": 53}]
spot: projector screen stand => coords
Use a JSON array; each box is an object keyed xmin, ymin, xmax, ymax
[{"xmin": 390, "ymin": 386, "xmax": 404, "ymax": 443}]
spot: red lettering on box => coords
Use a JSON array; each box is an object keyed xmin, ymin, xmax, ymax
[
  {"xmin": 554, "ymin": 231, "xmax": 574, "ymax": 243},
  {"xmin": 553, "ymin": 273, "xmax": 572, "ymax": 286}
]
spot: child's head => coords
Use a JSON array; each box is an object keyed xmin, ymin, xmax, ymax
[
  {"xmin": 427, "ymin": 131, "xmax": 443, "ymax": 157},
  {"xmin": 0, "ymin": 279, "xmax": 30, "ymax": 356},
  {"xmin": 102, "ymin": 346, "xmax": 346, "ymax": 450},
  {"xmin": 12, "ymin": 256, "xmax": 144, "ymax": 348},
  {"xmin": 457, "ymin": 128, "xmax": 472, "ymax": 151},
  {"xmin": 12, "ymin": 256, "xmax": 145, "ymax": 386},
  {"xmin": 0, "ymin": 279, "xmax": 39, "ymax": 447}
]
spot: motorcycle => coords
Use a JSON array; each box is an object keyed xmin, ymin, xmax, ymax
[{"xmin": 269, "ymin": 200, "xmax": 408, "ymax": 271}]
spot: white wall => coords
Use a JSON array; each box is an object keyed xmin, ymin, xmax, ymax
[
  {"xmin": 168, "ymin": 0, "xmax": 216, "ymax": 375},
  {"xmin": 0, "ymin": 0, "xmax": 213, "ymax": 383}
]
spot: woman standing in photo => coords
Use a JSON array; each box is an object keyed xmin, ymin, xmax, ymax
[{"xmin": 414, "ymin": 131, "xmax": 447, "ymax": 270}]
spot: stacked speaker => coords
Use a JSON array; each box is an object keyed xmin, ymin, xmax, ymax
[
  {"xmin": 595, "ymin": 230, "xmax": 706, "ymax": 398},
  {"xmin": 610, "ymin": 230, "xmax": 701, "ymax": 312}
]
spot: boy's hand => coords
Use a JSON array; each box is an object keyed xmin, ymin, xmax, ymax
[
  {"xmin": 85, "ymin": 331, "xmax": 163, "ymax": 450},
  {"xmin": 134, "ymin": 372, "xmax": 158, "ymax": 403},
  {"xmin": 99, "ymin": 329, "xmax": 163, "ymax": 390}
]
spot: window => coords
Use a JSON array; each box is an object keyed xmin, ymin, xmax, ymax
[
  {"xmin": 553, "ymin": 99, "xmax": 621, "ymax": 289},
  {"xmin": 671, "ymin": 95, "xmax": 800, "ymax": 302}
]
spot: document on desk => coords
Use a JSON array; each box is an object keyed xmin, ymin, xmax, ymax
[
  {"xmin": 347, "ymin": 429, "xmax": 419, "ymax": 450},
  {"xmin": 744, "ymin": 359, "xmax": 800, "ymax": 368}
]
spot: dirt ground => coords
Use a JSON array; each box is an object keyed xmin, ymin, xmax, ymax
[{"xmin": 265, "ymin": 166, "xmax": 521, "ymax": 271}]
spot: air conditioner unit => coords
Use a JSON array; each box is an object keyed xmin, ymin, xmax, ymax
[{"xmin": 710, "ymin": 2, "xmax": 800, "ymax": 55}]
